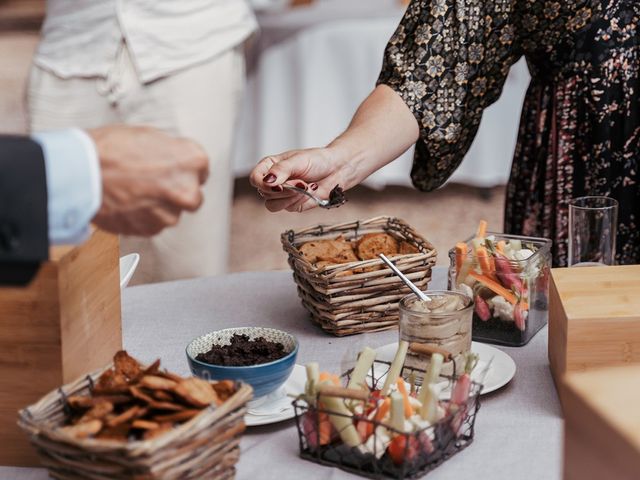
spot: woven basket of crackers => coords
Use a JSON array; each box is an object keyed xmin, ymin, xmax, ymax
[
  {"xmin": 281, "ymin": 216, "xmax": 437, "ymax": 336},
  {"xmin": 18, "ymin": 351, "xmax": 252, "ymax": 480}
]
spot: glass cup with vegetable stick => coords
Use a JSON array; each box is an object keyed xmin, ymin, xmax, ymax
[
  {"xmin": 399, "ymin": 290, "xmax": 473, "ymax": 383},
  {"xmin": 448, "ymin": 220, "xmax": 552, "ymax": 347}
]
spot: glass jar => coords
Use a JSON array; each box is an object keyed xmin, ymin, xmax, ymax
[
  {"xmin": 448, "ymin": 233, "xmax": 552, "ymax": 347},
  {"xmin": 399, "ymin": 290, "xmax": 473, "ymax": 378}
]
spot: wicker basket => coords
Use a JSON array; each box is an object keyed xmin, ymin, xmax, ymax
[
  {"xmin": 17, "ymin": 364, "xmax": 253, "ymax": 480},
  {"xmin": 281, "ymin": 216, "xmax": 437, "ymax": 336}
]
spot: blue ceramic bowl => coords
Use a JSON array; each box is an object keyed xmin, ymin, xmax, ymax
[{"xmin": 186, "ymin": 327, "xmax": 298, "ymax": 398}]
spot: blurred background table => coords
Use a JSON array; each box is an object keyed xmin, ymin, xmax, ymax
[
  {"xmin": 3, "ymin": 267, "xmax": 562, "ymax": 480},
  {"xmin": 233, "ymin": 0, "xmax": 531, "ymax": 189}
]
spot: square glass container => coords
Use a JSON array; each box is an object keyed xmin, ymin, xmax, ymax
[{"xmin": 448, "ymin": 233, "xmax": 552, "ymax": 347}]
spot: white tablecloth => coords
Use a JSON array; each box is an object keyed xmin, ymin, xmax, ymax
[
  {"xmin": 233, "ymin": 0, "xmax": 531, "ymax": 189},
  {"xmin": 2, "ymin": 267, "xmax": 562, "ymax": 480}
]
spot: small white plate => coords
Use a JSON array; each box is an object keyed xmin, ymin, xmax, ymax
[
  {"xmin": 245, "ymin": 364, "xmax": 306, "ymax": 427},
  {"xmin": 374, "ymin": 341, "xmax": 516, "ymax": 396},
  {"xmin": 119, "ymin": 253, "xmax": 140, "ymax": 289}
]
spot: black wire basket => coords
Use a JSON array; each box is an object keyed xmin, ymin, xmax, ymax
[{"xmin": 293, "ymin": 359, "xmax": 482, "ymax": 479}]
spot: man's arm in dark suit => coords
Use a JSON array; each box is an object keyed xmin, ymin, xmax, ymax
[{"xmin": 0, "ymin": 136, "xmax": 49, "ymax": 284}]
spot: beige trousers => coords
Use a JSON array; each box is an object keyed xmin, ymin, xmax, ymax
[{"xmin": 28, "ymin": 45, "xmax": 245, "ymax": 284}]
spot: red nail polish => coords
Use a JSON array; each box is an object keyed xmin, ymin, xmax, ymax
[
  {"xmin": 296, "ymin": 182, "xmax": 307, "ymax": 190},
  {"xmin": 264, "ymin": 173, "xmax": 276, "ymax": 183},
  {"xmin": 271, "ymin": 186, "xmax": 283, "ymax": 192},
  {"xmin": 310, "ymin": 183, "xmax": 318, "ymax": 191}
]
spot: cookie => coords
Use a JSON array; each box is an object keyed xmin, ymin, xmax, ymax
[
  {"xmin": 326, "ymin": 239, "xmax": 359, "ymax": 264},
  {"xmin": 300, "ymin": 236, "xmax": 358, "ymax": 264},
  {"xmin": 399, "ymin": 241, "xmax": 419, "ymax": 254},
  {"xmin": 356, "ymin": 233, "xmax": 399, "ymax": 260},
  {"xmin": 298, "ymin": 241, "xmax": 338, "ymax": 263}
]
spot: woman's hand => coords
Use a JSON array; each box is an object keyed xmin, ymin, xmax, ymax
[
  {"xmin": 250, "ymin": 145, "xmax": 358, "ymax": 212},
  {"xmin": 249, "ymin": 85, "xmax": 420, "ymax": 213}
]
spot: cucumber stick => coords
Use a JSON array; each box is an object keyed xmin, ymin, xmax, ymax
[
  {"xmin": 319, "ymin": 381, "xmax": 362, "ymax": 448},
  {"xmin": 347, "ymin": 347, "xmax": 376, "ymax": 391},
  {"xmin": 382, "ymin": 341, "xmax": 409, "ymax": 396}
]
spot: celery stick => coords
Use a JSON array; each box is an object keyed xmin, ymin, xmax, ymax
[
  {"xmin": 347, "ymin": 347, "xmax": 377, "ymax": 391},
  {"xmin": 381, "ymin": 341, "xmax": 409, "ymax": 396},
  {"xmin": 510, "ymin": 239, "xmax": 522, "ymax": 251}
]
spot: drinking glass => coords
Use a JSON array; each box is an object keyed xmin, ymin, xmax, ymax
[{"xmin": 568, "ymin": 196, "xmax": 618, "ymax": 267}]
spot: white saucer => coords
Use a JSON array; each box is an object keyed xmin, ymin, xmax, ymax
[
  {"xmin": 245, "ymin": 364, "xmax": 306, "ymax": 427},
  {"xmin": 374, "ymin": 341, "xmax": 516, "ymax": 396}
]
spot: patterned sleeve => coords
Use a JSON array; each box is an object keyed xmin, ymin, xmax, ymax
[{"xmin": 378, "ymin": 0, "xmax": 521, "ymax": 191}]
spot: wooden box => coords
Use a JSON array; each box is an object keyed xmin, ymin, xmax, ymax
[
  {"xmin": 563, "ymin": 364, "xmax": 640, "ymax": 480},
  {"xmin": 548, "ymin": 265, "xmax": 640, "ymax": 390},
  {"xmin": 0, "ymin": 229, "xmax": 122, "ymax": 467}
]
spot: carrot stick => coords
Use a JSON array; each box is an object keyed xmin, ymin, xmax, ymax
[
  {"xmin": 317, "ymin": 409, "xmax": 332, "ymax": 445},
  {"xmin": 468, "ymin": 271, "xmax": 529, "ymax": 309},
  {"xmin": 476, "ymin": 220, "xmax": 487, "ymax": 239},
  {"xmin": 496, "ymin": 240, "xmax": 507, "ymax": 255},
  {"xmin": 475, "ymin": 246, "xmax": 493, "ymax": 277},
  {"xmin": 455, "ymin": 242, "xmax": 468, "ymax": 274},
  {"xmin": 374, "ymin": 398, "xmax": 391, "ymax": 423},
  {"xmin": 319, "ymin": 372, "xmax": 341, "ymax": 386},
  {"xmin": 396, "ymin": 378, "xmax": 414, "ymax": 418}
]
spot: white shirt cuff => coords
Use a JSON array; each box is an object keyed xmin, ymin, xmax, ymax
[{"xmin": 31, "ymin": 129, "xmax": 102, "ymax": 245}]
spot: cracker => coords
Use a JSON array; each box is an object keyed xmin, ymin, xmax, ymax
[
  {"xmin": 105, "ymin": 405, "xmax": 147, "ymax": 428},
  {"xmin": 139, "ymin": 375, "xmax": 178, "ymax": 391},
  {"xmin": 212, "ymin": 380, "xmax": 236, "ymax": 402},
  {"xmin": 77, "ymin": 400, "xmax": 113, "ymax": 423},
  {"xmin": 152, "ymin": 409, "xmax": 202, "ymax": 423},
  {"xmin": 173, "ymin": 378, "xmax": 219, "ymax": 408},
  {"xmin": 147, "ymin": 401, "xmax": 185, "ymax": 412},
  {"xmin": 67, "ymin": 394, "xmax": 130, "ymax": 410},
  {"xmin": 156, "ymin": 370, "xmax": 184, "ymax": 383},
  {"xmin": 129, "ymin": 386, "xmax": 156, "ymax": 404},
  {"xmin": 143, "ymin": 422, "xmax": 174, "ymax": 440},
  {"xmin": 59, "ymin": 419, "xmax": 103, "ymax": 439},
  {"xmin": 131, "ymin": 419, "xmax": 160, "ymax": 430},
  {"xmin": 114, "ymin": 350, "xmax": 142, "ymax": 380},
  {"xmin": 96, "ymin": 423, "xmax": 130, "ymax": 442},
  {"xmin": 94, "ymin": 369, "xmax": 130, "ymax": 395},
  {"xmin": 151, "ymin": 390, "xmax": 175, "ymax": 402}
]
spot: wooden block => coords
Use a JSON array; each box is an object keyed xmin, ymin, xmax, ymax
[
  {"xmin": 548, "ymin": 265, "xmax": 640, "ymax": 392},
  {"xmin": 0, "ymin": 229, "xmax": 121, "ymax": 466},
  {"xmin": 563, "ymin": 364, "xmax": 640, "ymax": 480}
]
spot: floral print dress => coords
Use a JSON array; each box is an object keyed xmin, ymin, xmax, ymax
[{"xmin": 378, "ymin": 0, "xmax": 639, "ymax": 266}]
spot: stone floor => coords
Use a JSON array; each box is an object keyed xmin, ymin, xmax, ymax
[{"xmin": 0, "ymin": 31, "xmax": 507, "ymax": 273}]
